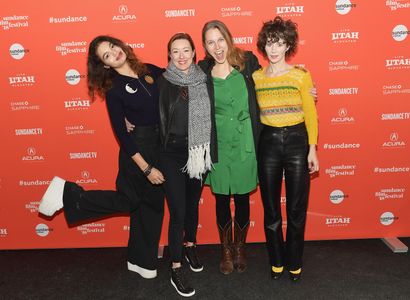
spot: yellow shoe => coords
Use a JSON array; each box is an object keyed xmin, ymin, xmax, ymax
[
  {"xmin": 289, "ymin": 268, "xmax": 302, "ymax": 281},
  {"xmin": 271, "ymin": 266, "xmax": 283, "ymax": 280}
]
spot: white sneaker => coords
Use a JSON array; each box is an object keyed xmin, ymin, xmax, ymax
[
  {"xmin": 39, "ymin": 176, "xmax": 66, "ymax": 216},
  {"xmin": 127, "ymin": 261, "xmax": 157, "ymax": 279}
]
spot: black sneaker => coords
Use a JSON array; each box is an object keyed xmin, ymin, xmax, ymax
[
  {"xmin": 184, "ymin": 245, "xmax": 204, "ymax": 272},
  {"xmin": 170, "ymin": 267, "xmax": 195, "ymax": 297}
]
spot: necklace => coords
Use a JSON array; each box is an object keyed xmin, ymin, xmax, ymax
[{"xmin": 124, "ymin": 76, "xmax": 152, "ymax": 96}]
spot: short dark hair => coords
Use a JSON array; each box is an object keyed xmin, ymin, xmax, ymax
[
  {"xmin": 167, "ymin": 32, "xmax": 197, "ymax": 62},
  {"xmin": 257, "ymin": 16, "xmax": 298, "ymax": 60}
]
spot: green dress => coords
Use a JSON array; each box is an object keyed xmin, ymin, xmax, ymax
[{"xmin": 206, "ymin": 69, "xmax": 257, "ymax": 195}]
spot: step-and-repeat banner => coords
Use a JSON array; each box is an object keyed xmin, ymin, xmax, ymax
[{"xmin": 1, "ymin": 1, "xmax": 409, "ymax": 249}]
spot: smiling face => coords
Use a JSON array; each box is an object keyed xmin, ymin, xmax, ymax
[
  {"xmin": 169, "ymin": 38, "xmax": 195, "ymax": 73},
  {"xmin": 204, "ymin": 27, "xmax": 229, "ymax": 65},
  {"xmin": 95, "ymin": 41, "xmax": 127, "ymax": 69},
  {"xmin": 264, "ymin": 38, "xmax": 289, "ymax": 65}
]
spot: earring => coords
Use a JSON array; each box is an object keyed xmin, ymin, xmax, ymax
[{"xmin": 104, "ymin": 65, "xmax": 110, "ymax": 69}]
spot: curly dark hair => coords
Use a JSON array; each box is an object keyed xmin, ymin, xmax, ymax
[
  {"xmin": 257, "ymin": 16, "xmax": 298, "ymax": 60},
  {"xmin": 87, "ymin": 35, "xmax": 148, "ymax": 101}
]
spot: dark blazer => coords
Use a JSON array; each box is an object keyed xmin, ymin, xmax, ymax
[{"xmin": 198, "ymin": 51, "xmax": 262, "ymax": 163}]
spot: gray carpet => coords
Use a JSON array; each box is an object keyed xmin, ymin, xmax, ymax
[{"xmin": 1, "ymin": 238, "xmax": 409, "ymax": 299}]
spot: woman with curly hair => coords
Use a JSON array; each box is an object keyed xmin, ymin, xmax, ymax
[
  {"xmin": 253, "ymin": 16, "xmax": 319, "ymax": 281},
  {"xmin": 39, "ymin": 35, "xmax": 165, "ymax": 279}
]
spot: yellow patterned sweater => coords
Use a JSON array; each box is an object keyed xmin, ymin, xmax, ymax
[{"xmin": 252, "ymin": 66, "xmax": 318, "ymax": 145}]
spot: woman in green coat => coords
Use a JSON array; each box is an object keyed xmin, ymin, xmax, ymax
[{"xmin": 199, "ymin": 20, "xmax": 261, "ymax": 275}]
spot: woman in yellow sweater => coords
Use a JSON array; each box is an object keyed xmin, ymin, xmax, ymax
[{"xmin": 253, "ymin": 16, "xmax": 319, "ymax": 281}]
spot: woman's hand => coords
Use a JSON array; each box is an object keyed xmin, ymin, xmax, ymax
[
  {"xmin": 124, "ymin": 117, "xmax": 135, "ymax": 132},
  {"xmin": 307, "ymin": 145, "xmax": 319, "ymax": 174},
  {"xmin": 147, "ymin": 167, "xmax": 165, "ymax": 185}
]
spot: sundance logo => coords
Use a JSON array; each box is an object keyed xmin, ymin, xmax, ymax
[
  {"xmin": 25, "ymin": 201, "xmax": 39, "ymax": 213},
  {"xmin": 9, "ymin": 74, "xmax": 35, "ymax": 87},
  {"xmin": 375, "ymin": 188, "xmax": 405, "ymax": 201},
  {"xmin": 374, "ymin": 188, "xmax": 406, "ymax": 200},
  {"xmin": 15, "ymin": 128, "xmax": 43, "ymax": 136},
  {"xmin": 9, "ymin": 43, "xmax": 29, "ymax": 60},
  {"xmin": 112, "ymin": 4, "xmax": 136, "ymax": 22},
  {"xmin": 329, "ymin": 87, "xmax": 359, "ymax": 95},
  {"xmin": 386, "ymin": 0, "xmax": 410, "ymax": 11},
  {"xmin": 382, "ymin": 132, "xmax": 406, "ymax": 148},
  {"xmin": 328, "ymin": 60, "xmax": 359, "ymax": 72},
  {"xmin": 381, "ymin": 112, "xmax": 410, "ymax": 120},
  {"xmin": 127, "ymin": 42, "xmax": 145, "ymax": 49},
  {"xmin": 36, "ymin": 223, "xmax": 53, "ymax": 237},
  {"xmin": 323, "ymin": 142, "xmax": 360, "ymax": 150},
  {"xmin": 22, "ymin": 147, "xmax": 45, "ymax": 162},
  {"xmin": 325, "ymin": 165, "xmax": 356, "ymax": 178},
  {"xmin": 326, "ymin": 216, "xmax": 351, "ymax": 227},
  {"xmin": 380, "ymin": 212, "xmax": 398, "ymax": 226},
  {"xmin": 1, "ymin": 15, "xmax": 29, "ymax": 30},
  {"xmin": 49, "ymin": 15, "xmax": 87, "ymax": 24},
  {"xmin": 385, "ymin": 56, "xmax": 410, "ymax": 69},
  {"xmin": 19, "ymin": 179, "xmax": 50, "ymax": 186},
  {"xmin": 77, "ymin": 223, "xmax": 105, "ymax": 235},
  {"xmin": 335, "ymin": 0, "xmax": 356, "ymax": 15},
  {"xmin": 10, "ymin": 100, "xmax": 40, "ymax": 111},
  {"xmin": 233, "ymin": 36, "xmax": 253, "ymax": 45},
  {"xmin": 65, "ymin": 69, "xmax": 85, "ymax": 85},
  {"xmin": 392, "ymin": 24, "xmax": 409, "ymax": 41},
  {"xmin": 332, "ymin": 30, "xmax": 359, "ymax": 43},
  {"xmin": 75, "ymin": 170, "xmax": 98, "ymax": 185},
  {"xmin": 276, "ymin": 5, "xmax": 304, "ymax": 17},
  {"xmin": 374, "ymin": 166, "xmax": 410, "ymax": 173},
  {"xmin": 329, "ymin": 189, "xmax": 347, "ymax": 204},
  {"xmin": 165, "ymin": 8, "xmax": 195, "ymax": 18},
  {"xmin": 64, "ymin": 99, "xmax": 91, "ymax": 110},
  {"xmin": 331, "ymin": 108, "xmax": 355, "ymax": 124},
  {"xmin": 56, "ymin": 41, "xmax": 87, "ymax": 56},
  {"xmin": 69, "ymin": 152, "xmax": 97, "ymax": 159}
]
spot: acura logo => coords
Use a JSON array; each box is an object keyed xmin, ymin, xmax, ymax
[
  {"xmin": 390, "ymin": 132, "xmax": 399, "ymax": 141},
  {"xmin": 27, "ymin": 147, "xmax": 36, "ymax": 155},
  {"xmin": 119, "ymin": 5, "xmax": 128, "ymax": 14},
  {"xmin": 338, "ymin": 108, "xmax": 348, "ymax": 117},
  {"xmin": 81, "ymin": 170, "xmax": 90, "ymax": 179}
]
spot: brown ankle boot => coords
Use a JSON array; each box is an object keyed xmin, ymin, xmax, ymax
[
  {"xmin": 233, "ymin": 220, "xmax": 249, "ymax": 273},
  {"xmin": 217, "ymin": 221, "xmax": 234, "ymax": 274}
]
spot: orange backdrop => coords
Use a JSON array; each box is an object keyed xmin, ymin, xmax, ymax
[{"xmin": 1, "ymin": 0, "xmax": 409, "ymax": 249}]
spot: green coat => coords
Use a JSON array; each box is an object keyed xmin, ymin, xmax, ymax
[{"xmin": 205, "ymin": 69, "xmax": 257, "ymax": 195}]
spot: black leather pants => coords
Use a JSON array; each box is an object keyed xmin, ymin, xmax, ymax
[{"xmin": 257, "ymin": 122, "xmax": 310, "ymax": 270}]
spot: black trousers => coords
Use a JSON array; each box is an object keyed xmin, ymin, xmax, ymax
[
  {"xmin": 63, "ymin": 126, "xmax": 164, "ymax": 270},
  {"xmin": 159, "ymin": 134, "xmax": 203, "ymax": 263},
  {"xmin": 257, "ymin": 123, "xmax": 310, "ymax": 270}
]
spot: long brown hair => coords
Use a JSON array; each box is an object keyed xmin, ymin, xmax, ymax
[
  {"xmin": 87, "ymin": 35, "xmax": 148, "ymax": 101},
  {"xmin": 201, "ymin": 20, "xmax": 245, "ymax": 71}
]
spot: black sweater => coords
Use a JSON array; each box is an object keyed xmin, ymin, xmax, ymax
[{"xmin": 105, "ymin": 64, "xmax": 164, "ymax": 156}]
